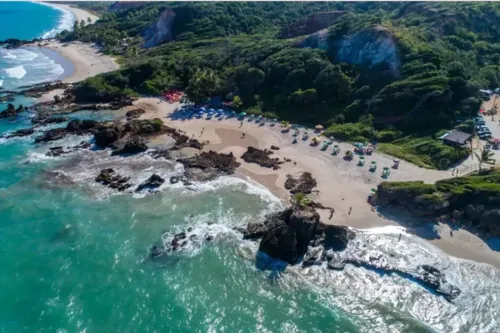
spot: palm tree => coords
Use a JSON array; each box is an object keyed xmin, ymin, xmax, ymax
[
  {"xmin": 475, "ymin": 147, "xmax": 495, "ymax": 170},
  {"xmin": 292, "ymin": 192, "xmax": 311, "ymax": 208}
]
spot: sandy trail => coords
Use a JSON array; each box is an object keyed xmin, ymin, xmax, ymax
[{"xmin": 122, "ymin": 97, "xmax": 500, "ymax": 269}]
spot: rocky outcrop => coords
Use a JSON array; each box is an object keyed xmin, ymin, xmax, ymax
[
  {"xmin": 45, "ymin": 141, "xmax": 91, "ymax": 157},
  {"xmin": 178, "ymin": 150, "xmax": 240, "ymax": 181},
  {"xmin": 4, "ymin": 127, "xmax": 35, "ymax": 138},
  {"xmin": 94, "ymin": 127, "xmax": 121, "ymax": 147},
  {"xmin": 93, "ymin": 118, "xmax": 166, "ymax": 149},
  {"xmin": 280, "ymin": 11, "xmax": 347, "ymax": 38},
  {"xmin": 34, "ymin": 128, "xmax": 68, "ymax": 143},
  {"xmin": 375, "ymin": 181, "xmax": 450, "ymax": 216},
  {"xmin": 142, "ymin": 9, "xmax": 175, "ymax": 48},
  {"xmin": 284, "ymin": 172, "xmax": 317, "ymax": 194},
  {"xmin": 335, "ymin": 26, "xmax": 401, "ymax": 75},
  {"xmin": 112, "ymin": 135, "xmax": 148, "ymax": 155},
  {"xmin": 35, "ymin": 119, "xmax": 102, "ymax": 143},
  {"xmin": 148, "ymin": 227, "xmax": 216, "ymax": 258},
  {"xmin": 135, "ymin": 174, "xmax": 165, "ymax": 192},
  {"xmin": 241, "ymin": 146, "xmax": 283, "ymax": 170},
  {"xmin": 95, "ymin": 168, "xmax": 133, "ymax": 192},
  {"xmin": 0, "ymin": 104, "xmax": 24, "ymax": 119},
  {"xmin": 31, "ymin": 114, "xmax": 68, "ymax": 125},
  {"xmin": 125, "ymin": 108, "xmax": 146, "ymax": 120},
  {"xmin": 245, "ymin": 206, "xmax": 460, "ymax": 301},
  {"xmin": 375, "ymin": 174, "xmax": 500, "ymax": 237},
  {"xmin": 244, "ymin": 207, "xmax": 354, "ymax": 264}
]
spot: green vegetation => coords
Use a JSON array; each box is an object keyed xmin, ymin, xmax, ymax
[
  {"xmin": 378, "ymin": 135, "xmax": 469, "ymax": 169},
  {"xmin": 58, "ymin": 2, "xmax": 500, "ymax": 169},
  {"xmin": 376, "ymin": 170, "xmax": 500, "ymax": 235}
]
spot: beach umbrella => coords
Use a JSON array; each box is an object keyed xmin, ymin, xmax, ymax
[
  {"xmin": 239, "ymin": 112, "xmax": 247, "ymax": 116},
  {"xmin": 218, "ymin": 109, "xmax": 224, "ymax": 113},
  {"xmin": 200, "ymin": 107, "xmax": 206, "ymax": 111},
  {"xmin": 315, "ymin": 124, "xmax": 324, "ymax": 130}
]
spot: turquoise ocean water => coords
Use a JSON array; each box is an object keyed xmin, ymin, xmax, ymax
[{"xmin": 1, "ymin": 2, "xmax": 500, "ymax": 332}]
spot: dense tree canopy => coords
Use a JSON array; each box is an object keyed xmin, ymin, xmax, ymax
[{"xmin": 63, "ymin": 1, "xmax": 500, "ymax": 168}]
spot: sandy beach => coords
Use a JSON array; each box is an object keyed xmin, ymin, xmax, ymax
[
  {"xmin": 118, "ymin": 97, "xmax": 500, "ymax": 269},
  {"xmin": 42, "ymin": 2, "xmax": 99, "ymax": 25}
]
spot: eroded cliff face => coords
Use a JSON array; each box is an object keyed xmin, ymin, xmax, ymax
[
  {"xmin": 142, "ymin": 9, "xmax": 175, "ymax": 48},
  {"xmin": 298, "ymin": 26, "xmax": 401, "ymax": 75},
  {"xmin": 336, "ymin": 27, "xmax": 400, "ymax": 74}
]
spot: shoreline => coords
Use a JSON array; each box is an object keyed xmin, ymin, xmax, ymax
[
  {"xmin": 39, "ymin": 2, "xmax": 99, "ymax": 25},
  {"xmin": 121, "ymin": 97, "xmax": 500, "ymax": 269}
]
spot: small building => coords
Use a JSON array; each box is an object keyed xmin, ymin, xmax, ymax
[{"xmin": 442, "ymin": 129, "xmax": 472, "ymax": 147}]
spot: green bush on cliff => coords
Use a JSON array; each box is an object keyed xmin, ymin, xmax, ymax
[{"xmin": 378, "ymin": 136, "xmax": 469, "ymax": 169}]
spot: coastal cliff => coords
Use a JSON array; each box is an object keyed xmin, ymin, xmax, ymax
[
  {"xmin": 142, "ymin": 9, "xmax": 176, "ymax": 48},
  {"xmin": 298, "ymin": 25, "xmax": 401, "ymax": 75},
  {"xmin": 374, "ymin": 171, "xmax": 500, "ymax": 237}
]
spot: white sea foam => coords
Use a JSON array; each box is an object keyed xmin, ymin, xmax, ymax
[
  {"xmin": 5, "ymin": 66, "xmax": 27, "ymax": 79},
  {"xmin": 0, "ymin": 80, "xmax": 3, "ymax": 87},
  {"xmin": 2, "ymin": 51, "xmax": 17, "ymax": 60},
  {"xmin": 37, "ymin": 2, "xmax": 76, "ymax": 39}
]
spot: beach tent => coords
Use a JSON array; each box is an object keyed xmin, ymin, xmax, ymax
[
  {"xmin": 198, "ymin": 110, "xmax": 204, "ymax": 115},
  {"xmin": 369, "ymin": 161, "xmax": 377, "ymax": 171},
  {"xmin": 358, "ymin": 156, "xmax": 366, "ymax": 166}
]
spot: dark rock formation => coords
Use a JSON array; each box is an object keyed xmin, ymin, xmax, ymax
[
  {"xmin": 94, "ymin": 127, "xmax": 120, "ymax": 147},
  {"xmin": 284, "ymin": 172, "xmax": 317, "ymax": 194},
  {"xmin": 113, "ymin": 135, "xmax": 148, "ymax": 155},
  {"xmin": 125, "ymin": 108, "xmax": 146, "ymax": 120},
  {"xmin": 178, "ymin": 150, "xmax": 240, "ymax": 181},
  {"xmin": 93, "ymin": 118, "xmax": 167, "ymax": 149},
  {"xmin": 95, "ymin": 168, "xmax": 132, "ymax": 192},
  {"xmin": 34, "ymin": 128, "xmax": 68, "ymax": 143},
  {"xmin": 241, "ymin": 146, "xmax": 283, "ymax": 170},
  {"xmin": 135, "ymin": 174, "xmax": 165, "ymax": 192},
  {"xmin": 4, "ymin": 127, "xmax": 35, "ymax": 138},
  {"xmin": 245, "ymin": 207, "xmax": 354, "ymax": 264},
  {"xmin": 31, "ymin": 114, "xmax": 68, "ymax": 125},
  {"xmin": 45, "ymin": 141, "xmax": 91, "ymax": 157},
  {"xmin": 149, "ymin": 149, "xmax": 171, "ymax": 160},
  {"xmin": 0, "ymin": 94, "xmax": 15, "ymax": 102},
  {"xmin": 34, "ymin": 119, "xmax": 101, "ymax": 143},
  {"xmin": 66, "ymin": 119, "xmax": 100, "ymax": 133},
  {"xmin": 0, "ymin": 104, "xmax": 24, "ymax": 119},
  {"xmin": 244, "ymin": 206, "xmax": 460, "ymax": 301}
]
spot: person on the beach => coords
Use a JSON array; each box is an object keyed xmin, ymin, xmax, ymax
[
  {"xmin": 200, "ymin": 127, "xmax": 204, "ymax": 136},
  {"xmin": 241, "ymin": 133, "xmax": 245, "ymax": 139},
  {"xmin": 239, "ymin": 121, "xmax": 243, "ymax": 128},
  {"xmin": 348, "ymin": 206, "xmax": 352, "ymax": 215},
  {"xmin": 398, "ymin": 233, "xmax": 402, "ymax": 242}
]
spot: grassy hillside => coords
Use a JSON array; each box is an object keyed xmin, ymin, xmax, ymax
[{"xmin": 58, "ymin": 2, "xmax": 500, "ymax": 169}]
